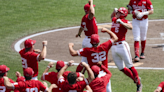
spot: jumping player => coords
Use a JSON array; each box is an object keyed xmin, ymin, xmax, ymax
[
  {"xmin": 127, "ymin": 0, "xmax": 154, "ymax": 62},
  {"xmin": 69, "ymin": 28, "xmax": 118, "ymax": 92},
  {"xmin": 19, "ymin": 39, "xmax": 47, "ymax": 80},
  {"xmin": 3, "ymin": 67, "xmax": 50, "ymax": 92},
  {"xmin": 75, "ymin": 0, "xmax": 98, "ymax": 72},
  {"xmin": 110, "ymin": 7, "xmax": 142, "ymax": 92}
]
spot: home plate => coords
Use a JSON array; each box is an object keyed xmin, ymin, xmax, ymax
[{"xmin": 108, "ymin": 62, "xmax": 144, "ymax": 67}]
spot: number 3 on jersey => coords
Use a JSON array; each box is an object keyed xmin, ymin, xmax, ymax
[
  {"xmin": 91, "ymin": 51, "xmax": 106, "ymax": 62},
  {"xmin": 82, "ymin": 22, "xmax": 88, "ymax": 31},
  {"xmin": 21, "ymin": 57, "xmax": 28, "ymax": 68}
]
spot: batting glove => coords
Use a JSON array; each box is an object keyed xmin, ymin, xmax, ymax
[
  {"xmin": 114, "ymin": 8, "xmax": 118, "ymax": 13},
  {"xmin": 116, "ymin": 19, "xmax": 124, "ymax": 25}
]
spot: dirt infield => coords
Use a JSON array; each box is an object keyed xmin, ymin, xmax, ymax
[{"xmin": 17, "ymin": 20, "xmax": 164, "ymax": 68}]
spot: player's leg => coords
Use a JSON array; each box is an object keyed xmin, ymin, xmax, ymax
[
  {"xmin": 140, "ymin": 18, "xmax": 148, "ymax": 59},
  {"xmin": 132, "ymin": 19, "xmax": 141, "ymax": 62},
  {"xmin": 116, "ymin": 42, "xmax": 135, "ymax": 81}
]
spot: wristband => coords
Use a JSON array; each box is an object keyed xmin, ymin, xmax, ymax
[
  {"xmin": 43, "ymin": 45, "xmax": 47, "ymax": 46},
  {"xmin": 67, "ymin": 63, "xmax": 70, "ymax": 66},
  {"xmin": 47, "ymin": 66, "xmax": 50, "ymax": 69}
]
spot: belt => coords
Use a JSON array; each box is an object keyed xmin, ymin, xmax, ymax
[
  {"xmin": 86, "ymin": 36, "xmax": 91, "ymax": 38},
  {"xmin": 134, "ymin": 18, "xmax": 147, "ymax": 21},
  {"xmin": 113, "ymin": 42, "xmax": 122, "ymax": 45}
]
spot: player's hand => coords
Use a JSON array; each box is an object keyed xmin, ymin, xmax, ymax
[
  {"xmin": 114, "ymin": 8, "xmax": 118, "ymax": 13},
  {"xmin": 42, "ymin": 41, "xmax": 47, "ymax": 46},
  {"xmin": 101, "ymin": 28, "xmax": 108, "ymax": 33},
  {"xmin": 76, "ymin": 34, "xmax": 81, "ymax": 38},
  {"xmin": 67, "ymin": 60, "xmax": 74, "ymax": 66},
  {"xmin": 154, "ymin": 88, "xmax": 161, "ymax": 92},
  {"xmin": 15, "ymin": 71, "xmax": 21, "ymax": 78},
  {"xmin": 76, "ymin": 77, "xmax": 84, "ymax": 81},
  {"xmin": 48, "ymin": 62, "xmax": 55, "ymax": 68},
  {"xmin": 136, "ymin": 12, "xmax": 144, "ymax": 19},
  {"xmin": 3, "ymin": 76, "xmax": 9, "ymax": 81},
  {"xmin": 116, "ymin": 19, "xmax": 124, "ymax": 24},
  {"xmin": 69, "ymin": 43, "xmax": 74, "ymax": 47},
  {"xmin": 97, "ymin": 61, "xmax": 102, "ymax": 67}
]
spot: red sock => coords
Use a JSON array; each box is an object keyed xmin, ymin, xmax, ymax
[
  {"xmin": 141, "ymin": 40, "xmax": 146, "ymax": 53},
  {"xmin": 76, "ymin": 63, "xmax": 83, "ymax": 72},
  {"xmin": 121, "ymin": 67, "xmax": 134, "ymax": 81},
  {"xmin": 134, "ymin": 41, "xmax": 140, "ymax": 57},
  {"xmin": 130, "ymin": 66, "xmax": 141, "ymax": 85}
]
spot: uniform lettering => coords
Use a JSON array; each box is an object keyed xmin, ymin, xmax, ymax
[
  {"xmin": 21, "ymin": 57, "xmax": 28, "ymax": 68},
  {"xmin": 91, "ymin": 51, "xmax": 106, "ymax": 62},
  {"xmin": 26, "ymin": 87, "xmax": 38, "ymax": 92},
  {"xmin": 0, "ymin": 86, "xmax": 6, "ymax": 92}
]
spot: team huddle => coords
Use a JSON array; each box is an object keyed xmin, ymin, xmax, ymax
[{"xmin": 2, "ymin": 0, "xmax": 164, "ymax": 92}]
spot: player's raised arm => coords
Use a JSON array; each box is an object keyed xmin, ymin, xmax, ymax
[
  {"xmin": 38, "ymin": 41, "xmax": 47, "ymax": 61},
  {"xmin": 88, "ymin": 0, "xmax": 95, "ymax": 19},
  {"xmin": 111, "ymin": 8, "xmax": 118, "ymax": 19},
  {"xmin": 101, "ymin": 28, "xmax": 118, "ymax": 42},
  {"xmin": 68, "ymin": 43, "xmax": 78, "ymax": 56},
  {"xmin": 41, "ymin": 62, "xmax": 54, "ymax": 80},
  {"xmin": 3, "ymin": 76, "xmax": 14, "ymax": 89},
  {"xmin": 57, "ymin": 60, "xmax": 74, "ymax": 79}
]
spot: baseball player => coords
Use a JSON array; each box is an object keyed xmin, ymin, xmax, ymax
[
  {"xmin": 110, "ymin": 7, "xmax": 142, "ymax": 92},
  {"xmin": 19, "ymin": 39, "xmax": 47, "ymax": 80},
  {"xmin": 69, "ymin": 28, "xmax": 118, "ymax": 92},
  {"xmin": 41, "ymin": 61, "xmax": 84, "ymax": 92},
  {"xmin": 89, "ymin": 61, "xmax": 112, "ymax": 92},
  {"xmin": 57, "ymin": 60, "xmax": 94, "ymax": 92},
  {"xmin": 154, "ymin": 82, "xmax": 164, "ymax": 92},
  {"xmin": 0, "ymin": 65, "xmax": 19, "ymax": 92},
  {"xmin": 3, "ymin": 67, "xmax": 51, "ymax": 92},
  {"xmin": 127, "ymin": 0, "xmax": 154, "ymax": 62},
  {"xmin": 76, "ymin": 0, "xmax": 98, "ymax": 72}
]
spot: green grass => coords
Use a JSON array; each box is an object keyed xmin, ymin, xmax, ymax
[{"xmin": 0, "ymin": 0, "xmax": 163, "ymax": 91}]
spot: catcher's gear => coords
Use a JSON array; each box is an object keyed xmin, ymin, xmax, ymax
[{"xmin": 118, "ymin": 7, "xmax": 128, "ymax": 19}]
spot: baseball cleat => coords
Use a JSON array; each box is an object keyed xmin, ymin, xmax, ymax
[
  {"xmin": 137, "ymin": 83, "xmax": 142, "ymax": 92},
  {"xmin": 140, "ymin": 53, "xmax": 145, "ymax": 59},
  {"xmin": 134, "ymin": 56, "xmax": 140, "ymax": 62}
]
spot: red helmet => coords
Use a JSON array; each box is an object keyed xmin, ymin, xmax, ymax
[
  {"xmin": 117, "ymin": 7, "xmax": 128, "ymax": 19},
  {"xmin": 90, "ymin": 34, "xmax": 100, "ymax": 44}
]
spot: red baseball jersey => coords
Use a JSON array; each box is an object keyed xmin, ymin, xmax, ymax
[
  {"xmin": 58, "ymin": 76, "xmax": 88, "ymax": 92},
  {"xmin": 19, "ymin": 48, "xmax": 39, "ymax": 77},
  {"xmin": 128, "ymin": 0, "xmax": 153, "ymax": 20},
  {"xmin": 157, "ymin": 82, "xmax": 164, "ymax": 92},
  {"xmin": 42, "ymin": 71, "xmax": 81, "ymax": 92},
  {"xmin": 13, "ymin": 80, "xmax": 47, "ymax": 92},
  {"xmin": 81, "ymin": 14, "xmax": 98, "ymax": 36},
  {"xmin": 0, "ymin": 78, "xmax": 16, "ymax": 92},
  {"xmin": 77, "ymin": 40, "xmax": 113, "ymax": 68},
  {"xmin": 89, "ymin": 65, "xmax": 112, "ymax": 92},
  {"xmin": 111, "ymin": 17, "xmax": 129, "ymax": 42}
]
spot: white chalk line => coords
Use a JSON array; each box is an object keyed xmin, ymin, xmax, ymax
[{"xmin": 14, "ymin": 19, "xmax": 164, "ymax": 70}]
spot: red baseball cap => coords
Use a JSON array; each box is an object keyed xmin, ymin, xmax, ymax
[
  {"xmin": 90, "ymin": 34, "xmax": 100, "ymax": 44},
  {"xmin": 56, "ymin": 60, "xmax": 65, "ymax": 70},
  {"xmin": 0, "ymin": 65, "xmax": 10, "ymax": 73},
  {"xmin": 84, "ymin": 3, "xmax": 95, "ymax": 12},
  {"xmin": 91, "ymin": 65, "xmax": 100, "ymax": 75},
  {"xmin": 24, "ymin": 39, "xmax": 36, "ymax": 48},
  {"xmin": 24, "ymin": 67, "xmax": 34, "ymax": 77}
]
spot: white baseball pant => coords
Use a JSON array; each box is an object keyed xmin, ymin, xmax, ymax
[
  {"xmin": 81, "ymin": 36, "xmax": 92, "ymax": 63},
  {"xmin": 132, "ymin": 18, "xmax": 148, "ymax": 41},
  {"xmin": 111, "ymin": 41, "xmax": 133, "ymax": 70}
]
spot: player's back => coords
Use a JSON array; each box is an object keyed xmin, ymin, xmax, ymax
[
  {"xmin": 82, "ymin": 14, "xmax": 98, "ymax": 36},
  {"xmin": 0, "ymin": 78, "xmax": 14, "ymax": 92},
  {"xmin": 14, "ymin": 80, "xmax": 46, "ymax": 92},
  {"xmin": 82, "ymin": 40, "xmax": 112, "ymax": 68},
  {"xmin": 19, "ymin": 48, "xmax": 39, "ymax": 77},
  {"xmin": 89, "ymin": 77, "xmax": 107, "ymax": 92},
  {"xmin": 111, "ymin": 18, "xmax": 128, "ymax": 42}
]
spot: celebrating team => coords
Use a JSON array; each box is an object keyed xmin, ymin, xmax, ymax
[{"xmin": 0, "ymin": 0, "xmax": 156, "ymax": 92}]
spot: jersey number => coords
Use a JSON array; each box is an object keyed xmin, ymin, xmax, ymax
[
  {"xmin": 0, "ymin": 86, "xmax": 6, "ymax": 92},
  {"xmin": 21, "ymin": 57, "xmax": 28, "ymax": 68},
  {"xmin": 69, "ymin": 90, "xmax": 77, "ymax": 92},
  {"xmin": 115, "ymin": 27, "xmax": 119, "ymax": 33},
  {"xmin": 91, "ymin": 51, "xmax": 106, "ymax": 62},
  {"xmin": 82, "ymin": 22, "xmax": 88, "ymax": 31},
  {"xmin": 26, "ymin": 87, "xmax": 38, "ymax": 92}
]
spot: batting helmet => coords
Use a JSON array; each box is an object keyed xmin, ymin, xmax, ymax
[
  {"xmin": 90, "ymin": 34, "xmax": 100, "ymax": 44},
  {"xmin": 117, "ymin": 7, "xmax": 128, "ymax": 19}
]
